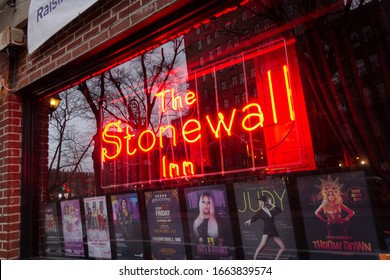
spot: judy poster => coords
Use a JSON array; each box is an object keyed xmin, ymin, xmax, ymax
[
  {"xmin": 84, "ymin": 196, "xmax": 111, "ymax": 259},
  {"xmin": 111, "ymin": 193, "xmax": 144, "ymax": 259},
  {"xmin": 234, "ymin": 178, "xmax": 298, "ymax": 259},
  {"xmin": 297, "ymin": 170, "xmax": 380, "ymax": 259},
  {"xmin": 185, "ymin": 185, "xmax": 235, "ymax": 260},
  {"xmin": 60, "ymin": 199, "xmax": 85, "ymax": 257},
  {"xmin": 145, "ymin": 189, "xmax": 186, "ymax": 259}
]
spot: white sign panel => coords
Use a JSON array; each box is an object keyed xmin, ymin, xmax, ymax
[{"xmin": 28, "ymin": 0, "xmax": 99, "ymax": 54}]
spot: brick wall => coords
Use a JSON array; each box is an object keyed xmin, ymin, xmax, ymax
[
  {"xmin": 0, "ymin": 78, "xmax": 23, "ymax": 259},
  {"xmin": 17, "ymin": 0, "xmax": 178, "ymax": 91}
]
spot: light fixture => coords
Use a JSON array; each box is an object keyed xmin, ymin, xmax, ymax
[{"xmin": 49, "ymin": 96, "xmax": 61, "ymax": 112}]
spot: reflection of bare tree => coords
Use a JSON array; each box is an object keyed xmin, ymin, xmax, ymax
[
  {"xmin": 77, "ymin": 74, "xmax": 105, "ymax": 192},
  {"xmin": 76, "ymin": 37, "xmax": 186, "ymax": 188},
  {"xmin": 105, "ymin": 37, "xmax": 186, "ymax": 132},
  {"xmin": 48, "ymin": 89, "xmax": 94, "ymax": 195}
]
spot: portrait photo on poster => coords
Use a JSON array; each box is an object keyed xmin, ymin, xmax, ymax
[
  {"xmin": 60, "ymin": 199, "xmax": 85, "ymax": 257},
  {"xmin": 185, "ymin": 184, "xmax": 235, "ymax": 260},
  {"xmin": 84, "ymin": 196, "xmax": 112, "ymax": 259},
  {"xmin": 44, "ymin": 202, "xmax": 62, "ymax": 257},
  {"xmin": 297, "ymin": 170, "xmax": 380, "ymax": 259},
  {"xmin": 111, "ymin": 193, "xmax": 144, "ymax": 259}
]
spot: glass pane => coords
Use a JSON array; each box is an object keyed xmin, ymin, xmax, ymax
[{"xmin": 38, "ymin": 0, "xmax": 389, "ymax": 259}]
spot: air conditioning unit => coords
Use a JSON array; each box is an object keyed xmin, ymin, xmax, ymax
[{"xmin": 0, "ymin": 27, "xmax": 25, "ymax": 52}]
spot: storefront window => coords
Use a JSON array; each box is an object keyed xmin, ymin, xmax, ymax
[{"xmin": 37, "ymin": 0, "xmax": 390, "ymax": 259}]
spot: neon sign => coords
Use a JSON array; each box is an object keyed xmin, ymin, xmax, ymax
[
  {"xmin": 102, "ymin": 100, "xmax": 266, "ymax": 176},
  {"xmin": 101, "ymin": 62, "xmax": 315, "ymax": 181}
]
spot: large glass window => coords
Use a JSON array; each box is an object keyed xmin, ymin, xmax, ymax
[{"xmin": 36, "ymin": 0, "xmax": 390, "ymax": 260}]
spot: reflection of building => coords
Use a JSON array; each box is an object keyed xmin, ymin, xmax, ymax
[
  {"xmin": 301, "ymin": 1, "xmax": 390, "ymax": 170},
  {"xmin": 182, "ymin": 2, "xmax": 316, "ymax": 175},
  {"xmin": 183, "ymin": 6, "xmax": 268, "ymax": 173}
]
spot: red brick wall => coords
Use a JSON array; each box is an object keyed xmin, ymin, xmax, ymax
[
  {"xmin": 17, "ymin": 0, "xmax": 178, "ymax": 91},
  {"xmin": 0, "ymin": 83, "xmax": 23, "ymax": 259}
]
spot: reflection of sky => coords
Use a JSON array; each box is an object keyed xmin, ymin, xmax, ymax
[
  {"xmin": 111, "ymin": 36, "xmax": 189, "ymax": 97},
  {"xmin": 49, "ymin": 98, "xmax": 96, "ymax": 173},
  {"xmin": 106, "ymin": 37, "xmax": 190, "ymax": 135},
  {"xmin": 49, "ymin": 36, "xmax": 189, "ymax": 173}
]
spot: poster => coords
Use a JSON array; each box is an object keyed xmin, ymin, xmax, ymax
[
  {"xmin": 60, "ymin": 199, "xmax": 85, "ymax": 257},
  {"xmin": 44, "ymin": 202, "xmax": 62, "ymax": 256},
  {"xmin": 84, "ymin": 196, "xmax": 111, "ymax": 259},
  {"xmin": 111, "ymin": 193, "xmax": 144, "ymax": 259},
  {"xmin": 185, "ymin": 185, "xmax": 235, "ymax": 260},
  {"xmin": 145, "ymin": 189, "xmax": 186, "ymax": 259},
  {"xmin": 297, "ymin": 170, "xmax": 380, "ymax": 259},
  {"xmin": 234, "ymin": 178, "xmax": 298, "ymax": 259},
  {"xmin": 385, "ymin": 231, "xmax": 390, "ymax": 251}
]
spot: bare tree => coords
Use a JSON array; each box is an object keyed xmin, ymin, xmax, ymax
[
  {"xmin": 48, "ymin": 88, "xmax": 94, "ymax": 195},
  {"xmin": 75, "ymin": 37, "xmax": 187, "ymax": 189}
]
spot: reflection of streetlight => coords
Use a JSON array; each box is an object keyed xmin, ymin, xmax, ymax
[{"xmin": 49, "ymin": 95, "xmax": 61, "ymax": 117}]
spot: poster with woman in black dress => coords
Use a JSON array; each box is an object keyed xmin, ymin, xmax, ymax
[
  {"xmin": 244, "ymin": 196, "xmax": 286, "ymax": 259},
  {"xmin": 234, "ymin": 178, "xmax": 297, "ymax": 260}
]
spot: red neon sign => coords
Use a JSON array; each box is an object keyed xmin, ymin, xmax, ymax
[
  {"xmin": 101, "ymin": 63, "xmax": 315, "ymax": 180},
  {"xmin": 267, "ymin": 70, "xmax": 278, "ymax": 124},
  {"xmin": 102, "ymin": 121, "xmax": 122, "ymax": 161},
  {"xmin": 155, "ymin": 88, "xmax": 197, "ymax": 112},
  {"xmin": 102, "ymin": 101, "xmax": 266, "ymax": 161},
  {"xmin": 162, "ymin": 156, "xmax": 195, "ymax": 178}
]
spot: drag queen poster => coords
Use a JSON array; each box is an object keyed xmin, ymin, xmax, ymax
[
  {"xmin": 111, "ymin": 193, "xmax": 144, "ymax": 259},
  {"xmin": 60, "ymin": 199, "xmax": 85, "ymax": 257},
  {"xmin": 145, "ymin": 189, "xmax": 186, "ymax": 259},
  {"xmin": 185, "ymin": 185, "xmax": 235, "ymax": 260},
  {"xmin": 234, "ymin": 178, "xmax": 298, "ymax": 259},
  {"xmin": 44, "ymin": 202, "xmax": 62, "ymax": 256},
  {"xmin": 297, "ymin": 170, "xmax": 379, "ymax": 259},
  {"xmin": 83, "ymin": 196, "xmax": 111, "ymax": 259}
]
